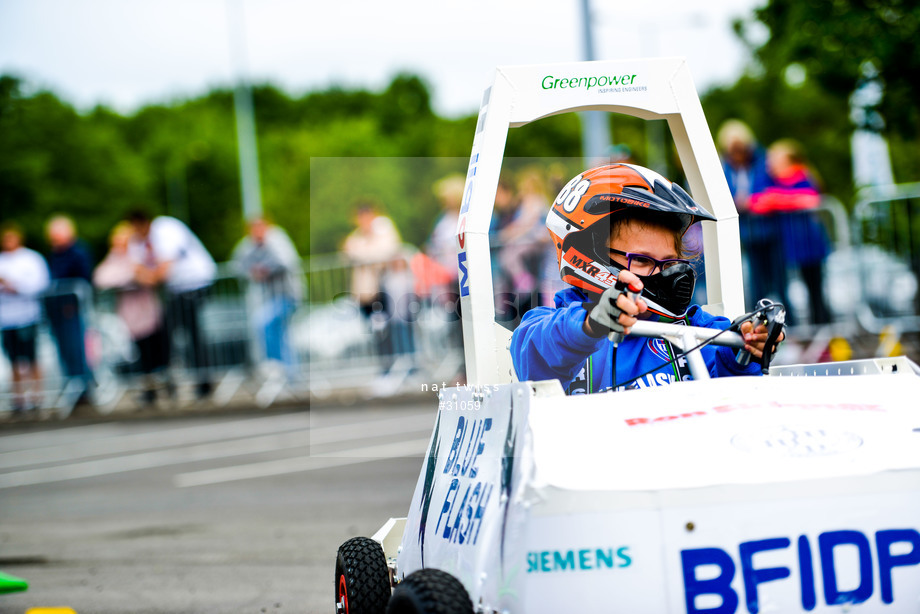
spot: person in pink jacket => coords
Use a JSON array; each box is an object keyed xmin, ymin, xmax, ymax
[
  {"xmin": 749, "ymin": 139, "xmax": 831, "ymax": 325},
  {"xmin": 94, "ymin": 222, "xmax": 170, "ymax": 405}
]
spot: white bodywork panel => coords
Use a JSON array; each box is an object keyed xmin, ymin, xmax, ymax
[
  {"xmin": 396, "ymin": 376, "xmax": 920, "ymax": 613},
  {"xmin": 456, "ymin": 58, "xmax": 744, "ymax": 387}
]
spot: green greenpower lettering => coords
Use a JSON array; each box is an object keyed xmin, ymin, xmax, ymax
[
  {"xmin": 526, "ymin": 547, "xmax": 632, "ymax": 573},
  {"xmin": 541, "ymin": 74, "xmax": 637, "ymax": 90}
]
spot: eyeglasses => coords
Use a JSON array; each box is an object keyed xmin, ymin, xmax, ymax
[{"xmin": 608, "ymin": 248, "xmax": 690, "ymax": 275}]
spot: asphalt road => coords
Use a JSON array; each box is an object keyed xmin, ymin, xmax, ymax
[{"xmin": 0, "ymin": 400, "xmax": 436, "ymax": 614}]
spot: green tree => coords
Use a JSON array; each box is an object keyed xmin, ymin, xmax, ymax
[
  {"xmin": 0, "ymin": 72, "xmax": 603, "ymax": 261},
  {"xmin": 700, "ymin": 0, "xmax": 920, "ymax": 199},
  {"xmin": 702, "ymin": 74, "xmax": 852, "ymax": 200},
  {"xmin": 0, "ymin": 75, "xmax": 151, "ymax": 254},
  {"xmin": 740, "ymin": 0, "xmax": 920, "ymax": 139}
]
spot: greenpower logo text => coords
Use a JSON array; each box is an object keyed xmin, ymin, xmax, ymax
[{"xmin": 541, "ymin": 74, "xmax": 638, "ymax": 91}]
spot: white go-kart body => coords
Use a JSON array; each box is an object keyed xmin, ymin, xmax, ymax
[{"xmin": 350, "ymin": 58, "xmax": 920, "ymax": 614}]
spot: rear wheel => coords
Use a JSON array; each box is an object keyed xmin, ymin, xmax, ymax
[
  {"xmin": 335, "ymin": 537, "xmax": 390, "ymax": 614},
  {"xmin": 386, "ymin": 568, "xmax": 473, "ymax": 614}
]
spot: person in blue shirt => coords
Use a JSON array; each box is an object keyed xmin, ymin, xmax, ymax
[
  {"xmin": 45, "ymin": 214, "xmax": 95, "ymax": 405},
  {"xmin": 510, "ymin": 163, "xmax": 782, "ymax": 394},
  {"xmin": 716, "ymin": 120, "xmax": 778, "ymax": 312}
]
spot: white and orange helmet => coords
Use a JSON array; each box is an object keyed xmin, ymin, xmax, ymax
[{"xmin": 546, "ymin": 163, "xmax": 715, "ymax": 310}]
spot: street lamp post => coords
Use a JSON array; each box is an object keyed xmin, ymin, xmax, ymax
[
  {"xmin": 226, "ymin": 0, "xmax": 263, "ymax": 221},
  {"xmin": 579, "ymin": 0, "xmax": 612, "ymax": 165}
]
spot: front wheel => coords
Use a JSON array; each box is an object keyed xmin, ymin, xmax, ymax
[
  {"xmin": 335, "ymin": 537, "xmax": 391, "ymax": 614},
  {"xmin": 386, "ymin": 568, "xmax": 473, "ymax": 614}
]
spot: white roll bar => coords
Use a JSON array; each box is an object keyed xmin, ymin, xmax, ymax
[
  {"xmin": 628, "ymin": 321, "xmax": 745, "ymax": 381},
  {"xmin": 457, "ymin": 58, "xmax": 746, "ymax": 386}
]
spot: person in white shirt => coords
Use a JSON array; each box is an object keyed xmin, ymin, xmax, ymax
[
  {"xmin": 0, "ymin": 224, "xmax": 51, "ymax": 414},
  {"xmin": 342, "ymin": 202, "xmax": 403, "ymax": 367},
  {"xmin": 231, "ymin": 216, "xmax": 303, "ymax": 371},
  {"xmin": 342, "ymin": 202, "xmax": 401, "ymax": 317},
  {"xmin": 128, "ymin": 210, "xmax": 217, "ymax": 400}
]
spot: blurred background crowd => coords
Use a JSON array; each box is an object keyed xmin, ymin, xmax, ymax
[
  {"xmin": 2, "ymin": 131, "xmax": 918, "ymax": 417},
  {"xmin": 2, "ymin": 1, "xmax": 920, "ymax": 416}
]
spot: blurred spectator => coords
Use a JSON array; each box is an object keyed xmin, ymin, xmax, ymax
[
  {"xmin": 127, "ymin": 211, "xmax": 217, "ymax": 399},
  {"xmin": 718, "ymin": 120, "xmax": 770, "ymax": 208},
  {"xmin": 716, "ymin": 119, "xmax": 776, "ymax": 310},
  {"xmin": 342, "ymin": 201, "xmax": 403, "ymax": 364},
  {"xmin": 0, "ymin": 223, "xmax": 50, "ymax": 414},
  {"xmin": 490, "ymin": 177, "xmax": 520, "ymax": 324},
  {"xmin": 44, "ymin": 214, "xmax": 95, "ymax": 405},
  {"xmin": 498, "ymin": 170, "xmax": 551, "ymax": 294},
  {"xmin": 492, "ymin": 171, "xmax": 553, "ymax": 326},
  {"xmin": 426, "ymin": 174, "xmax": 465, "ymax": 282},
  {"xmin": 94, "ymin": 222, "xmax": 169, "ymax": 405},
  {"xmin": 420, "ymin": 173, "xmax": 464, "ymax": 345},
  {"xmin": 343, "ymin": 200, "xmax": 401, "ymax": 318},
  {"xmin": 750, "ymin": 139, "xmax": 831, "ymax": 325},
  {"xmin": 231, "ymin": 216, "xmax": 303, "ymax": 373},
  {"xmin": 380, "ymin": 253, "xmax": 417, "ymax": 366},
  {"xmin": 518, "ymin": 169, "xmax": 563, "ymax": 306}
]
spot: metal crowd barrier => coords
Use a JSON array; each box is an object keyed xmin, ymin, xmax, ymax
[
  {"xmin": 0, "ymin": 278, "xmax": 111, "ymax": 419},
  {"xmin": 92, "ymin": 267, "xmax": 258, "ymax": 408},
  {"xmin": 781, "ymin": 196, "xmax": 852, "ymax": 333},
  {"xmin": 850, "ymin": 182, "xmax": 920, "ymax": 334},
  {"xmin": 301, "ymin": 248, "xmax": 465, "ymax": 401},
  {"xmin": 1, "ymin": 249, "xmax": 467, "ymax": 418},
  {"xmin": 754, "ymin": 197, "xmax": 860, "ymax": 364},
  {"xmin": 755, "ymin": 186, "xmax": 919, "ymax": 363},
  {"xmin": 729, "ymin": 191, "xmax": 919, "ymax": 362}
]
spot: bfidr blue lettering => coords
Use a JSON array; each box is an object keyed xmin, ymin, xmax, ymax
[
  {"xmin": 681, "ymin": 528, "xmax": 920, "ymax": 613},
  {"xmin": 681, "ymin": 548, "xmax": 738, "ymax": 614},
  {"xmin": 876, "ymin": 529, "xmax": 920, "ymax": 604}
]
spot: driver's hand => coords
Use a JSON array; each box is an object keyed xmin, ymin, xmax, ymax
[
  {"xmin": 583, "ymin": 270, "xmax": 647, "ymax": 338},
  {"xmin": 740, "ymin": 320, "xmax": 785, "ymax": 360}
]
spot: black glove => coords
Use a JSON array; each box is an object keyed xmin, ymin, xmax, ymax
[
  {"xmin": 585, "ymin": 283, "xmax": 629, "ymax": 339},
  {"xmin": 734, "ymin": 299, "xmax": 786, "ymax": 372}
]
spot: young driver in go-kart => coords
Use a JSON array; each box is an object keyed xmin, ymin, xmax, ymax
[{"xmin": 511, "ymin": 163, "xmax": 783, "ymax": 394}]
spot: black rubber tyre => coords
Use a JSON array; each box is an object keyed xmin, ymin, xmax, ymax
[
  {"xmin": 386, "ymin": 568, "xmax": 473, "ymax": 614},
  {"xmin": 335, "ymin": 537, "xmax": 391, "ymax": 614}
]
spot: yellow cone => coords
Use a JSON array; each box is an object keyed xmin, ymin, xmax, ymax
[{"xmin": 828, "ymin": 337, "xmax": 853, "ymax": 362}]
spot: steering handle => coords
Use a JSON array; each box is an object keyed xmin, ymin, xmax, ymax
[
  {"xmin": 734, "ymin": 299, "xmax": 786, "ymax": 374},
  {"xmin": 629, "ymin": 321, "xmax": 746, "ymax": 348}
]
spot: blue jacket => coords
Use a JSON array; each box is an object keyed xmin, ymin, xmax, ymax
[
  {"xmin": 721, "ymin": 148, "xmax": 770, "ymax": 203},
  {"xmin": 511, "ymin": 288, "xmax": 761, "ymax": 394},
  {"xmin": 49, "ymin": 241, "xmax": 93, "ymax": 282}
]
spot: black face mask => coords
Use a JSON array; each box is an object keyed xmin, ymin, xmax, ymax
[{"xmin": 638, "ymin": 263, "xmax": 697, "ymax": 317}]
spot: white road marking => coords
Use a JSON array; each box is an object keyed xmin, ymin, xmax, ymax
[
  {"xmin": 0, "ymin": 431, "xmax": 308, "ymax": 489},
  {"xmin": 0, "ymin": 413, "xmax": 309, "ymax": 469},
  {"xmin": 0, "ymin": 422, "xmax": 126, "ymax": 452},
  {"xmin": 0, "ymin": 411, "xmax": 433, "ymax": 470},
  {"xmin": 307, "ymin": 413, "xmax": 433, "ymax": 445},
  {"xmin": 173, "ymin": 437, "xmax": 431, "ymax": 487},
  {"xmin": 0, "ymin": 413, "xmax": 435, "ymax": 489}
]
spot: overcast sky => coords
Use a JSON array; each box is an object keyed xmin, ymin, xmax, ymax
[{"xmin": 0, "ymin": 0, "xmax": 765, "ymax": 118}]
